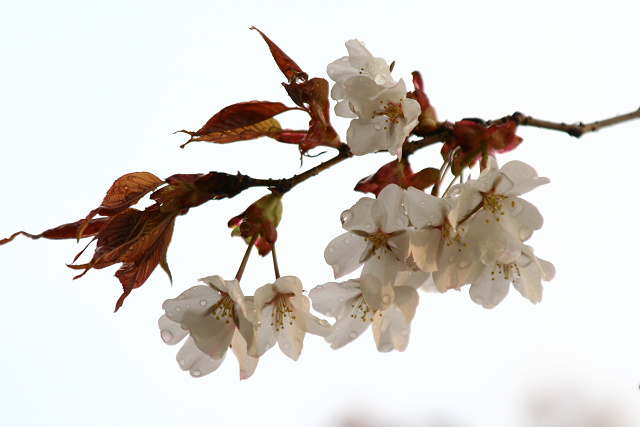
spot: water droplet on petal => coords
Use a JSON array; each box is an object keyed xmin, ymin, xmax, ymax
[
  {"xmin": 448, "ymin": 255, "xmax": 457, "ymax": 263},
  {"xmin": 167, "ymin": 313, "xmax": 174, "ymax": 318},
  {"xmin": 365, "ymin": 223, "xmax": 372, "ymax": 230},
  {"xmin": 316, "ymin": 284, "xmax": 324, "ymax": 290},
  {"xmin": 426, "ymin": 221, "xmax": 432, "ymax": 227},
  {"xmin": 458, "ymin": 258, "xmax": 472, "ymax": 269},
  {"xmin": 328, "ymin": 246, "xmax": 336, "ymax": 254},
  {"xmin": 344, "ymin": 237, "xmax": 351, "ymax": 245},
  {"xmin": 382, "ymin": 294, "xmax": 392, "ymax": 305},
  {"xmin": 284, "ymin": 342, "xmax": 291, "ymax": 350},
  {"xmin": 324, "ymin": 310, "xmax": 332, "ymax": 317},
  {"xmin": 519, "ymin": 226, "xmax": 532, "ymax": 242},
  {"xmin": 335, "ymin": 325, "xmax": 341, "ymax": 331},
  {"xmin": 327, "ymin": 66, "xmax": 335, "ymax": 75},
  {"xmin": 340, "ymin": 57, "xmax": 349, "ymax": 62},
  {"xmin": 379, "ymin": 343, "xmax": 393, "ymax": 352},
  {"xmin": 160, "ymin": 330, "xmax": 174, "ymax": 343},
  {"xmin": 374, "ymin": 74, "xmax": 387, "ymax": 85},
  {"xmin": 199, "ymin": 300, "xmax": 207, "ymax": 307},
  {"xmin": 372, "ymin": 323, "xmax": 378, "ymax": 330},
  {"xmin": 175, "ymin": 306, "xmax": 182, "ymax": 313},
  {"xmin": 373, "ymin": 124, "xmax": 382, "ymax": 130},
  {"xmin": 400, "ymin": 329, "xmax": 409, "ymax": 337},
  {"xmin": 178, "ymin": 358, "xmax": 186, "ymax": 367},
  {"xmin": 339, "ymin": 297, "xmax": 345, "ymax": 303},
  {"xmin": 340, "ymin": 210, "xmax": 353, "ymax": 224},
  {"xmin": 191, "ymin": 370, "xmax": 202, "ymax": 377},
  {"xmin": 349, "ymin": 331, "xmax": 358, "ymax": 339}
]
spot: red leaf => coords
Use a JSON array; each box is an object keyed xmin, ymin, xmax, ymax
[
  {"xmin": 0, "ymin": 217, "xmax": 108, "ymax": 246},
  {"xmin": 251, "ymin": 27, "xmax": 305, "ymax": 83},
  {"xmin": 77, "ymin": 172, "xmax": 163, "ymax": 239},
  {"xmin": 177, "ymin": 101, "xmax": 295, "ymax": 146}
]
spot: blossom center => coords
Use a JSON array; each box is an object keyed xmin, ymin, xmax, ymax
[
  {"xmin": 270, "ymin": 293, "xmax": 296, "ymax": 331},
  {"xmin": 349, "ymin": 296, "xmax": 379, "ymax": 322},
  {"xmin": 364, "ymin": 229, "xmax": 390, "ymax": 257},
  {"xmin": 210, "ymin": 294, "xmax": 235, "ymax": 324},
  {"xmin": 371, "ymin": 100, "xmax": 404, "ymax": 129},
  {"xmin": 490, "ymin": 261, "xmax": 521, "ymax": 283},
  {"xmin": 482, "ymin": 193, "xmax": 507, "ymax": 222}
]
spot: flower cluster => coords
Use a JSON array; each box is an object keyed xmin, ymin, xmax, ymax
[
  {"xmin": 159, "ymin": 275, "xmax": 332, "ymax": 379},
  {"xmin": 327, "ymin": 40, "xmax": 421, "ymax": 158},
  {"xmin": 310, "ymin": 156, "xmax": 554, "ymax": 351}
]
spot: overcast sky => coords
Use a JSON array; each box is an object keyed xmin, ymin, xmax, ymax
[{"xmin": 1, "ymin": 1, "xmax": 639, "ymax": 426}]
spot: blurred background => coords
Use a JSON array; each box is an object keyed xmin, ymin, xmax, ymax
[{"xmin": 1, "ymin": 0, "xmax": 639, "ymax": 426}]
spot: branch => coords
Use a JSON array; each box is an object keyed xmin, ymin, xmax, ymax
[{"xmin": 489, "ymin": 107, "xmax": 640, "ymax": 138}]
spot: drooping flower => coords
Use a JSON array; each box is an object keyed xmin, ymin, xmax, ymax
[
  {"xmin": 466, "ymin": 245, "xmax": 556, "ymax": 309},
  {"xmin": 309, "ymin": 275, "xmax": 419, "ymax": 352},
  {"xmin": 158, "ymin": 276, "xmax": 258, "ymax": 379},
  {"xmin": 253, "ymin": 276, "xmax": 332, "ymax": 361}
]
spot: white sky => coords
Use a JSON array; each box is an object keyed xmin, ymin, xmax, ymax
[{"xmin": 1, "ymin": 1, "xmax": 639, "ymax": 426}]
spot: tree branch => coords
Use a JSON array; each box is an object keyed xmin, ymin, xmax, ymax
[{"xmin": 489, "ymin": 107, "xmax": 640, "ymax": 138}]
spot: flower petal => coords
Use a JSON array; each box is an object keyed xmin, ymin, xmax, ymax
[{"xmin": 176, "ymin": 336, "xmax": 225, "ymax": 378}]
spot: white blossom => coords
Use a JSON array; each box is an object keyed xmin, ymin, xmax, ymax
[
  {"xmin": 253, "ymin": 276, "xmax": 332, "ymax": 361},
  {"xmin": 158, "ymin": 276, "xmax": 258, "ymax": 379}
]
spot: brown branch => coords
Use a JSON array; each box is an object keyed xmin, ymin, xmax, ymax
[{"xmin": 489, "ymin": 107, "xmax": 640, "ymax": 138}]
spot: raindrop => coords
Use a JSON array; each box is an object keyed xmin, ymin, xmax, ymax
[
  {"xmin": 419, "ymin": 200, "xmax": 427, "ymax": 206},
  {"xmin": 327, "ymin": 66, "xmax": 335, "ymax": 75},
  {"xmin": 284, "ymin": 343, "xmax": 291, "ymax": 350},
  {"xmin": 376, "ymin": 74, "xmax": 388, "ymax": 85},
  {"xmin": 340, "ymin": 210, "xmax": 353, "ymax": 224},
  {"xmin": 328, "ymin": 247, "xmax": 336, "ymax": 254},
  {"xmin": 364, "ymin": 223, "xmax": 372, "ymax": 230},
  {"xmin": 316, "ymin": 284, "xmax": 324, "ymax": 290},
  {"xmin": 160, "ymin": 330, "xmax": 174, "ymax": 343},
  {"xmin": 167, "ymin": 313, "xmax": 174, "ymax": 318},
  {"xmin": 191, "ymin": 370, "xmax": 202, "ymax": 377},
  {"xmin": 372, "ymin": 323, "xmax": 378, "ymax": 330},
  {"xmin": 519, "ymin": 226, "xmax": 532, "ymax": 241},
  {"xmin": 379, "ymin": 343, "xmax": 393, "ymax": 352},
  {"xmin": 400, "ymin": 329, "xmax": 409, "ymax": 337},
  {"xmin": 324, "ymin": 310, "xmax": 332, "ymax": 317},
  {"xmin": 448, "ymin": 255, "xmax": 457, "ymax": 263},
  {"xmin": 458, "ymin": 258, "xmax": 472, "ymax": 269},
  {"xmin": 178, "ymin": 359, "xmax": 186, "ymax": 367},
  {"xmin": 379, "ymin": 318, "xmax": 390, "ymax": 333},
  {"xmin": 175, "ymin": 306, "xmax": 182, "ymax": 313},
  {"xmin": 373, "ymin": 124, "xmax": 382, "ymax": 130},
  {"xmin": 429, "ymin": 214, "xmax": 436, "ymax": 219},
  {"xmin": 344, "ymin": 237, "xmax": 351, "ymax": 245},
  {"xmin": 426, "ymin": 221, "xmax": 432, "ymax": 227},
  {"xmin": 340, "ymin": 57, "xmax": 349, "ymax": 62},
  {"xmin": 335, "ymin": 325, "xmax": 341, "ymax": 331},
  {"xmin": 349, "ymin": 331, "xmax": 358, "ymax": 339},
  {"xmin": 474, "ymin": 295, "xmax": 485, "ymax": 306},
  {"xmin": 339, "ymin": 297, "xmax": 345, "ymax": 303},
  {"xmin": 199, "ymin": 300, "xmax": 207, "ymax": 307},
  {"xmin": 382, "ymin": 294, "xmax": 392, "ymax": 305}
]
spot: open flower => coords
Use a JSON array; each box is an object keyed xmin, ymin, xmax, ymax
[
  {"xmin": 327, "ymin": 39, "xmax": 394, "ymax": 118},
  {"xmin": 466, "ymin": 245, "xmax": 556, "ymax": 308},
  {"xmin": 309, "ymin": 276, "xmax": 419, "ymax": 352},
  {"xmin": 253, "ymin": 276, "xmax": 332, "ymax": 361},
  {"xmin": 327, "ymin": 39, "xmax": 420, "ymax": 157},
  {"xmin": 158, "ymin": 276, "xmax": 258, "ymax": 379},
  {"xmin": 345, "ymin": 77, "xmax": 421, "ymax": 157}
]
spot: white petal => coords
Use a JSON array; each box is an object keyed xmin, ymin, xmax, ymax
[
  {"xmin": 158, "ymin": 314, "xmax": 189, "ymax": 346},
  {"xmin": 468, "ymin": 267, "xmax": 510, "ymax": 309},
  {"xmin": 324, "ymin": 232, "xmax": 369, "ymax": 278},
  {"xmin": 325, "ymin": 297, "xmax": 375, "ymax": 350},
  {"xmin": 309, "ymin": 281, "xmax": 362, "ymax": 319},
  {"xmin": 372, "ymin": 184, "xmax": 408, "ymax": 233},
  {"xmin": 403, "ymin": 187, "xmax": 448, "ymax": 229},
  {"xmin": 161, "ymin": 285, "xmax": 221, "ymax": 323},
  {"xmin": 393, "ymin": 286, "xmax": 419, "ymax": 324},
  {"xmin": 254, "ymin": 305, "xmax": 277, "ymax": 357},
  {"xmin": 408, "ymin": 228, "xmax": 441, "ymax": 272},
  {"xmin": 176, "ymin": 336, "xmax": 225, "ymax": 378},
  {"xmin": 372, "ymin": 305, "xmax": 411, "ymax": 352},
  {"xmin": 230, "ymin": 331, "xmax": 259, "ymax": 381},
  {"xmin": 495, "ymin": 161, "xmax": 550, "ymax": 196}
]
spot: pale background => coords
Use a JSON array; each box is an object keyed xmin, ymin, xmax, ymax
[{"xmin": 1, "ymin": 1, "xmax": 639, "ymax": 426}]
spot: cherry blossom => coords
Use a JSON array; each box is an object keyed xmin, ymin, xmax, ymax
[
  {"xmin": 253, "ymin": 276, "xmax": 332, "ymax": 360},
  {"xmin": 309, "ymin": 275, "xmax": 419, "ymax": 352},
  {"xmin": 158, "ymin": 276, "xmax": 258, "ymax": 379}
]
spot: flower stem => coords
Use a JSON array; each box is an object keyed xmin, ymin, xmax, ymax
[
  {"xmin": 235, "ymin": 234, "xmax": 259, "ymax": 281},
  {"xmin": 271, "ymin": 243, "xmax": 280, "ymax": 280}
]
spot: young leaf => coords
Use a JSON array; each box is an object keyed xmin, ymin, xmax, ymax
[
  {"xmin": 251, "ymin": 26, "xmax": 305, "ymax": 83},
  {"xmin": 177, "ymin": 101, "xmax": 295, "ymax": 146}
]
